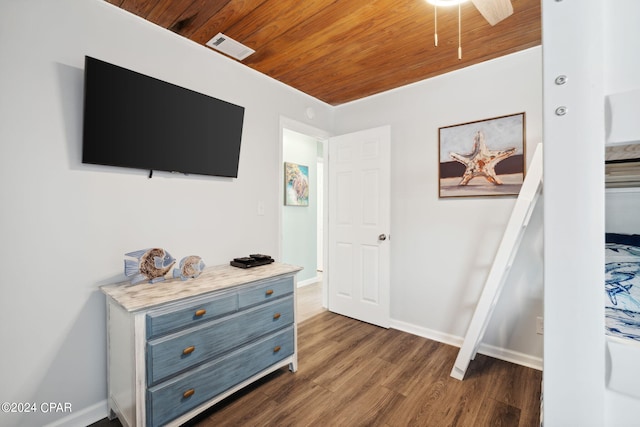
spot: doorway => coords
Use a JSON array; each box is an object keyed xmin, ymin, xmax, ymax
[{"xmin": 280, "ymin": 118, "xmax": 330, "ymax": 321}]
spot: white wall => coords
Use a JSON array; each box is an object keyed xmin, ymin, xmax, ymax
[
  {"xmin": 333, "ymin": 47, "xmax": 544, "ymax": 363},
  {"xmin": 604, "ymin": 2, "xmax": 640, "ymax": 96},
  {"xmin": 606, "ymin": 189, "xmax": 640, "ymax": 233},
  {"xmin": 282, "ymin": 129, "xmax": 319, "ymax": 283},
  {"xmin": 0, "ymin": 1, "xmax": 332, "ymax": 426}
]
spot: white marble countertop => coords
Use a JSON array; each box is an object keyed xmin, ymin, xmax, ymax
[{"xmin": 101, "ymin": 262, "xmax": 303, "ymax": 312}]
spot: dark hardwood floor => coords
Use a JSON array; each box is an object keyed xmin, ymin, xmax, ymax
[{"xmin": 93, "ymin": 311, "xmax": 542, "ymax": 427}]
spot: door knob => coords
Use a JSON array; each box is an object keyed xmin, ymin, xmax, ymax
[{"xmin": 378, "ymin": 234, "xmax": 387, "ymax": 241}]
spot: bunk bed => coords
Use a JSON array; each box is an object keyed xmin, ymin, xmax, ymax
[
  {"xmin": 605, "ymin": 233, "xmax": 640, "ymax": 342},
  {"xmin": 605, "ymin": 142, "xmax": 640, "ymax": 402}
]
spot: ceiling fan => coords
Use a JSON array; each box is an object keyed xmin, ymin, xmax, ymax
[
  {"xmin": 470, "ymin": 0, "xmax": 513, "ymax": 25},
  {"xmin": 427, "ymin": 0, "xmax": 513, "ymax": 26},
  {"xmin": 426, "ymin": 0, "xmax": 513, "ymax": 59}
]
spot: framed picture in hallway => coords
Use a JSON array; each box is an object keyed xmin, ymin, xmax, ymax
[
  {"xmin": 285, "ymin": 162, "xmax": 310, "ymax": 206},
  {"xmin": 438, "ymin": 112, "xmax": 526, "ymax": 198}
]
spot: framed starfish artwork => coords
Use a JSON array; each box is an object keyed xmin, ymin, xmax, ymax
[{"xmin": 438, "ymin": 112, "xmax": 526, "ymax": 198}]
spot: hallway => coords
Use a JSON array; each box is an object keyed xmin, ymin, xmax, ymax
[{"xmin": 297, "ymin": 278, "xmax": 325, "ymax": 323}]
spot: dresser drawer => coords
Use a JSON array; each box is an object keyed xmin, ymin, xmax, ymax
[
  {"xmin": 147, "ymin": 296, "xmax": 293, "ymax": 386},
  {"xmin": 238, "ymin": 276, "xmax": 294, "ymax": 309},
  {"xmin": 146, "ymin": 292, "xmax": 238, "ymax": 339},
  {"xmin": 147, "ymin": 326, "xmax": 294, "ymax": 427}
]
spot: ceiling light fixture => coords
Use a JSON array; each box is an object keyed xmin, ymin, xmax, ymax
[{"xmin": 427, "ymin": 0, "xmax": 469, "ymax": 60}]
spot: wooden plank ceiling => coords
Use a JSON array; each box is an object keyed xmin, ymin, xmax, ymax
[{"xmin": 105, "ymin": 0, "xmax": 541, "ymax": 105}]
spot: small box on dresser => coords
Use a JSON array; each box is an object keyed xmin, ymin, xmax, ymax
[{"xmin": 101, "ymin": 262, "xmax": 302, "ymax": 427}]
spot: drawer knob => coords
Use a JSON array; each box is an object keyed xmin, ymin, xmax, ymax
[
  {"xmin": 273, "ymin": 345, "xmax": 281, "ymax": 353},
  {"xmin": 183, "ymin": 388, "xmax": 195, "ymax": 399},
  {"xmin": 265, "ymin": 289, "xmax": 274, "ymax": 296},
  {"xmin": 273, "ymin": 313, "xmax": 281, "ymax": 320},
  {"xmin": 183, "ymin": 346, "xmax": 195, "ymax": 355},
  {"xmin": 194, "ymin": 309, "xmax": 206, "ymax": 317}
]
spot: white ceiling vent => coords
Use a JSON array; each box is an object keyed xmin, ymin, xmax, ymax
[{"xmin": 206, "ymin": 33, "xmax": 255, "ymax": 61}]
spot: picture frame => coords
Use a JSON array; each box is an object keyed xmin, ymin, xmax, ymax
[
  {"xmin": 438, "ymin": 112, "xmax": 526, "ymax": 198},
  {"xmin": 284, "ymin": 162, "xmax": 310, "ymax": 206}
]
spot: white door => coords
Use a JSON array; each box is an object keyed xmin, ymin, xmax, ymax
[{"xmin": 328, "ymin": 125, "xmax": 391, "ymax": 328}]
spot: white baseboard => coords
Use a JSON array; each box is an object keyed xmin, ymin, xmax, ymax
[
  {"xmin": 43, "ymin": 399, "xmax": 108, "ymax": 427},
  {"xmin": 478, "ymin": 342, "xmax": 543, "ymax": 371},
  {"xmin": 297, "ymin": 275, "xmax": 321, "ymax": 287},
  {"xmin": 390, "ymin": 318, "xmax": 543, "ymax": 371}
]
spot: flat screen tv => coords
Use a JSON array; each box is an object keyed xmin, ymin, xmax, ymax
[{"xmin": 82, "ymin": 56, "xmax": 244, "ymax": 178}]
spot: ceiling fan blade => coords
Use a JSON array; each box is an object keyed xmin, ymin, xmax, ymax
[{"xmin": 471, "ymin": 0, "xmax": 514, "ymax": 26}]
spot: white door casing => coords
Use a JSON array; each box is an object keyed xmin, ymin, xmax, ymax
[{"xmin": 328, "ymin": 125, "xmax": 391, "ymax": 328}]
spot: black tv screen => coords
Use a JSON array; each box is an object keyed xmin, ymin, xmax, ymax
[{"xmin": 82, "ymin": 56, "xmax": 244, "ymax": 178}]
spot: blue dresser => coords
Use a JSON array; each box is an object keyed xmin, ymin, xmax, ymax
[{"xmin": 101, "ymin": 263, "xmax": 301, "ymax": 427}]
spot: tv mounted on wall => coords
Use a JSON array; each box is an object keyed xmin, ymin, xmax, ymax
[{"xmin": 82, "ymin": 56, "xmax": 245, "ymax": 178}]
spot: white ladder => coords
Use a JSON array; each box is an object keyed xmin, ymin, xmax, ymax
[{"xmin": 450, "ymin": 143, "xmax": 543, "ymax": 380}]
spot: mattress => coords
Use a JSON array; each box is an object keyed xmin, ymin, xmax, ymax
[{"xmin": 605, "ymin": 233, "xmax": 640, "ymax": 342}]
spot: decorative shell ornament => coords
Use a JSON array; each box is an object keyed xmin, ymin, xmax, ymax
[
  {"xmin": 173, "ymin": 255, "xmax": 206, "ymax": 281},
  {"xmin": 124, "ymin": 248, "xmax": 175, "ymax": 284}
]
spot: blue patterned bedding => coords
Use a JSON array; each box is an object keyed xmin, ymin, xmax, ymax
[{"xmin": 605, "ymin": 234, "xmax": 640, "ymax": 342}]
